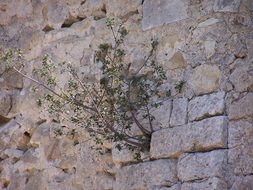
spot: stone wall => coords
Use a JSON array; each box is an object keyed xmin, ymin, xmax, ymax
[{"xmin": 0, "ymin": 0, "xmax": 253, "ymax": 189}]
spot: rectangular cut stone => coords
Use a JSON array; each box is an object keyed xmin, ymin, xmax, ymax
[
  {"xmin": 228, "ymin": 93, "xmax": 253, "ymax": 120},
  {"xmin": 181, "ymin": 177, "xmax": 227, "ymax": 190},
  {"xmin": 114, "ymin": 160, "xmax": 177, "ymax": 190},
  {"xmin": 214, "ymin": 0, "xmax": 241, "ymax": 12},
  {"xmin": 188, "ymin": 91, "xmax": 225, "ymax": 121},
  {"xmin": 150, "ymin": 116, "xmax": 228, "ymax": 159},
  {"xmin": 228, "ymin": 119, "xmax": 253, "ymax": 175},
  {"xmin": 170, "ymin": 98, "xmax": 188, "ymax": 126},
  {"xmin": 142, "ymin": 0, "xmax": 189, "ymax": 30},
  {"xmin": 178, "ymin": 150, "xmax": 228, "ymax": 182}
]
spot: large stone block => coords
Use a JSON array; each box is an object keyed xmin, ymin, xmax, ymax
[
  {"xmin": 229, "ymin": 64, "xmax": 253, "ymax": 92},
  {"xmin": 150, "ymin": 116, "xmax": 228, "ymax": 159},
  {"xmin": 170, "ymin": 98, "xmax": 188, "ymax": 126},
  {"xmin": 188, "ymin": 64, "xmax": 222, "ymax": 96},
  {"xmin": 142, "ymin": 0, "xmax": 189, "ymax": 30},
  {"xmin": 178, "ymin": 150, "xmax": 228, "ymax": 182},
  {"xmin": 214, "ymin": 0, "xmax": 241, "ymax": 12},
  {"xmin": 228, "ymin": 93, "xmax": 253, "ymax": 120},
  {"xmin": 188, "ymin": 91, "xmax": 225, "ymax": 121},
  {"xmin": 228, "ymin": 119, "xmax": 253, "ymax": 175},
  {"xmin": 114, "ymin": 160, "xmax": 177, "ymax": 190},
  {"xmin": 231, "ymin": 176, "xmax": 253, "ymax": 190},
  {"xmin": 181, "ymin": 177, "xmax": 227, "ymax": 190}
]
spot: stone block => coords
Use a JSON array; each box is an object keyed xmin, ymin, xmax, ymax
[
  {"xmin": 170, "ymin": 98, "xmax": 188, "ymax": 126},
  {"xmin": 214, "ymin": 0, "xmax": 241, "ymax": 12},
  {"xmin": 188, "ymin": 91, "xmax": 225, "ymax": 121},
  {"xmin": 151, "ymin": 116, "xmax": 228, "ymax": 159},
  {"xmin": 178, "ymin": 150, "xmax": 228, "ymax": 182},
  {"xmin": 188, "ymin": 64, "xmax": 222, "ymax": 95},
  {"xmin": 0, "ymin": 92, "xmax": 11, "ymax": 116},
  {"xmin": 231, "ymin": 175, "xmax": 253, "ymax": 190},
  {"xmin": 114, "ymin": 160, "xmax": 177, "ymax": 190},
  {"xmin": 142, "ymin": 0, "xmax": 189, "ymax": 30},
  {"xmin": 181, "ymin": 177, "xmax": 227, "ymax": 190},
  {"xmin": 228, "ymin": 93, "xmax": 253, "ymax": 120},
  {"xmin": 229, "ymin": 64, "xmax": 253, "ymax": 92},
  {"xmin": 228, "ymin": 119, "xmax": 253, "ymax": 175}
]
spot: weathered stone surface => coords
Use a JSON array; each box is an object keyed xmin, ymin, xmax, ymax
[
  {"xmin": 214, "ymin": 0, "xmax": 241, "ymax": 12},
  {"xmin": 168, "ymin": 52, "xmax": 187, "ymax": 70},
  {"xmin": 107, "ymin": 0, "xmax": 142, "ymax": 18},
  {"xmin": 197, "ymin": 18, "xmax": 224, "ymax": 28},
  {"xmin": 0, "ymin": 92, "xmax": 11, "ymax": 116},
  {"xmin": 170, "ymin": 98, "xmax": 188, "ymax": 126},
  {"xmin": 228, "ymin": 93, "xmax": 253, "ymax": 120},
  {"xmin": 114, "ymin": 160, "xmax": 177, "ymax": 190},
  {"xmin": 142, "ymin": 0, "xmax": 189, "ymax": 30},
  {"xmin": 24, "ymin": 171, "xmax": 48, "ymax": 190},
  {"xmin": 188, "ymin": 91, "xmax": 225, "ymax": 121},
  {"xmin": 204, "ymin": 39, "xmax": 216, "ymax": 58},
  {"xmin": 151, "ymin": 116, "xmax": 228, "ymax": 159},
  {"xmin": 231, "ymin": 175, "xmax": 253, "ymax": 190},
  {"xmin": 181, "ymin": 177, "xmax": 227, "ymax": 190},
  {"xmin": 229, "ymin": 64, "xmax": 253, "ymax": 92},
  {"xmin": 188, "ymin": 64, "xmax": 222, "ymax": 95},
  {"xmin": 112, "ymin": 143, "xmax": 149, "ymax": 166},
  {"xmin": 178, "ymin": 150, "xmax": 228, "ymax": 182},
  {"xmin": 29, "ymin": 123, "xmax": 50, "ymax": 147},
  {"xmin": 228, "ymin": 119, "xmax": 253, "ymax": 175}
]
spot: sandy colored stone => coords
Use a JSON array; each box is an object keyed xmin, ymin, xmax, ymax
[
  {"xmin": 188, "ymin": 91, "xmax": 225, "ymax": 121},
  {"xmin": 178, "ymin": 150, "xmax": 227, "ymax": 182},
  {"xmin": 151, "ymin": 116, "xmax": 228, "ymax": 159},
  {"xmin": 188, "ymin": 64, "xmax": 222, "ymax": 95},
  {"xmin": 114, "ymin": 160, "xmax": 177, "ymax": 190},
  {"xmin": 0, "ymin": 92, "xmax": 11, "ymax": 116},
  {"xmin": 214, "ymin": 0, "xmax": 241, "ymax": 12}
]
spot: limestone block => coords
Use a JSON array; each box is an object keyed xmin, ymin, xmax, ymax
[
  {"xmin": 78, "ymin": 0, "xmax": 106, "ymax": 18},
  {"xmin": 106, "ymin": 0, "xmax": 142, "ymax": 18},
  {"xmin": 0, "ymin": 92, "xmax": 11, "ymax": 116},
  {"xmin": 170, "ymin": 98, "xmax": 188, "ymax": 126},
  {"xmin": 178, "ymin": 150, "xmax": 228, "ymax": 182},
  {"xmin": 24, "ymin": 171, "xmax": 49, "ymax": 190},
  {"xmin": 231, "ymin": 175, "xmax": 253, "ymax": 190},
  {"xmin": 168, "ymin": 52, "xmax": 187, "ymax": 70},
  {"xmin": 228, "ymin": 119, "xmax": 253, "ymax": 175},
  {"xmin": 188, "ymin": 91, "xmax": 225, "ymax": 121},
  {"xmin": 151, "ymin": 116, "xmax": 228, "ymax": 159},
  {"xmin": 188, "ymin": 64, "xmax": 222, "ymax": 95},
  {"xmin": 114, "ymin": 160, "xmax": 177, "ymax": 190},
  {"xmin": 204, "ymin": 40, "xmax": 216, "ymax": 58},
  {"xmin": 181, "ymin": 177, "xmax": 227, "ymax": 190},
  {"xmin": 229, "ymin": 64, "xmax": 253, "ymax": 92},
  {"xmin": 142, "ymin": 0, "xmax": 189, "ymax": 30},
  {"xmin": 214, "ymin": 0, "xmax": 241, "ymax": 12},
  {"xmin": 3, "ymin": 148, "xmax": 24, "ymax": 159},
  {"xmin": 0, "ymin": 69, "xmax": 24, "ymax": 89},
  {"xmin": 228, "ymin": 93, "xmax": 253, "ymax": 120}
]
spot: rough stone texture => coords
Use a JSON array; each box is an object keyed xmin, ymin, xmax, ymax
[
  {"xmin": 230, "ymin": 175, "xmax": 253, "ymax": 190},
  {"xmin": 181, "ymin": 177, "xmax": 227, "ymax": 190},
  {"xmin": 142, "ymin": 0, "xmax": 189, "ymax": 30},
  {"xmin": 178, "ymin": 150, "xmax": 228, "ymax": 182},
  {"xmin": 114, "ymin": 160, "xmax": 177, "ymax": 190},
  {"xmin": 188, "ymin": 64, "xmax": 222, "ymax": 96},
  {"xmin": 229, "ymin": 64, "xmax": 253, "ymax": 92},
  {"xmin": 151, "ymin": 116, "xmax": 228, "ymax": 159},
  {"xmin": 228, "ymin": 119, "xmax": 253, "ymax": 175},
  {"xmin": 0, "ymin": 0, "xmax": 252, "ymax": 189},
  {"xmin": 0, "ymin": 92, "xmax": 11, "ymax": 117},
  {"xmin": 188, "ymin": 91, "xmax": 225, "ymax": 121},
  {"xmin": 170, "ymin": 98, "xmax": 188, "ymax": 126},
  {"xmin": 214, "ymin": 0, "xmax": 242, "ymax": 12},
  {"xmin": 228, "ymin": 93, "xmax": 253, "ymax": 120}
]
